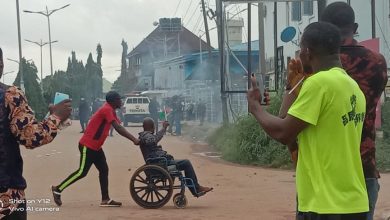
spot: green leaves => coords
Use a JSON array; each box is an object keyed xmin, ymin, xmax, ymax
[
  {"xmin": 42, "ymin": 45, "xmax": 104, "ymax": 107},
  {"xmin": 13, "ymin": 59, "xmax": 46, "ymax": 119},
  {"xmin": 208, "ymin": 91, "xmax": 292, "ymax": 168}
]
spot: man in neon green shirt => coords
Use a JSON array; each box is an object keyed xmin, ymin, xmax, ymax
[{"xmin": 247, "ymin": 22, "xmax": 368, "ymax": 219}]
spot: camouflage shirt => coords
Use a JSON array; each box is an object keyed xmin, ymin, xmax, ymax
[{"xmin": 340, "ymin": 38, "xmax": 388, "ymax": 178}]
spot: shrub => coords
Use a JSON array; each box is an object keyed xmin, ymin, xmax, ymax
[
  {"xmin": 378, "ymin": 100, "xmax": 390, "ymax": 171},
  {"xmin": 208, "ymin": 91, "xmax": 292, "ymax": 168}
]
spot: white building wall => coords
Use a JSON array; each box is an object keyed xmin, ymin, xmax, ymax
[
  {"xmin": 154, "ymin": 64, "xmax": 185, "ymax": 90},
  {"xmin": 261, "ymin": 0, "xmax": 390, "ymax": 66}
]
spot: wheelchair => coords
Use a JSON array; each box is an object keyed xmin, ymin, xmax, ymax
[{"xmin": 129, "ymin": 157, "xmax": 205, "ymax": 209}]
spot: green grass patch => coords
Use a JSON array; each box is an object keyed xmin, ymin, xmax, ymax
[{"xmin": 207, "ymin": 91, "xmax": 293, "ymax": 168}]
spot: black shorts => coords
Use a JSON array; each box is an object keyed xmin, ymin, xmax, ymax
[{"xmin": 296, "ymin": 212, "xmax": 367, "ymax": 220}]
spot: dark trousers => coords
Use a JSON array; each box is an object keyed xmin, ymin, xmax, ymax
[
  {"xmin": 296, "ymin": 212, "xmax": 367, "ymax": 220},
  {"xmin": 57, "ymin": 144, "xmax": 109, "ymax": 201},
  {"xmin": 2, "ymin": 200, "xmax": 26, "ymax": 220},
  {"xmin": 151, "ymin": 114, "xmax": 159, "ymax": 133},
  {"xmin": 80, "ymin": 118, "xmax": 88, "ymax": 131},
  {"xmin": 172, "ymin": 159, "xmax": 199, "ymax": 195}
]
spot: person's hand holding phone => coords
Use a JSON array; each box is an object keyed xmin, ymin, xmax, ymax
[
  {"xmin": 49, "ymin": 99, "xmax": 72, "ymax": 122},
  {"xmin": 247, "ymin": 74, "xmax": 262, "ymax": 113},
  {"xmin": 162, "ymin": 121, "xmax": 170, "ymax": 129}
]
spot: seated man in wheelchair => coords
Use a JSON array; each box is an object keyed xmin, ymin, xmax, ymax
[{"xmin": 138, "ymin": 117, "xmax": 213, "ymax": 197}]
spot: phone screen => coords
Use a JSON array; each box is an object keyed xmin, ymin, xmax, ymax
[
  {"xmin": 54, "ymin": 92, "xmax": 69, "ymax": 105},
  {"xmin": 257, "ymin": 75, "xmax": 267, "ymax": 105}
]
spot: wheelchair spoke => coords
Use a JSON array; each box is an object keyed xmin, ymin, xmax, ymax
[
  {"xmin": 135, "ymin": 174, "xmax": 147, "ymax": 184},
  {"xmin": 134, "ymin": 186, "xmax": 148, "ymax": 193},
  {"xmin": 153, "ymin": 189, "xmax": 164, "ymax": 201},
  {"xmin": 140, "ymin": 191, "xmax": 148, "ymax": 200},
  {"xmin": 145, "ymin": 191, "xmax": 151, "ymax": 202}
]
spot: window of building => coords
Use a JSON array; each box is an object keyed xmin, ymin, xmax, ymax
[
  {"xmin": 292, "ymin": 2, "xmax": 301, "ymax": 21},
  {"xmin": 303, "ymin": 1, "xmax": 313, "ymax": 16}
]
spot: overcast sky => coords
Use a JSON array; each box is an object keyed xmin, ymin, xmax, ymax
[{"xmin": 0, "ymin": 0, "xmax": 221, "ymax": 85}]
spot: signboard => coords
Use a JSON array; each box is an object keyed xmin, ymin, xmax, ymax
[{"xmin": 159, "ymin": 18, "xmax": 182, "ymax": 32}]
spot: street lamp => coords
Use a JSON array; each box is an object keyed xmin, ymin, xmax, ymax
[
  {"xmin": 25, "ymin": 39, "xmax": 58, "ymax": 91},
  {"xmin": 23, "ymin": 4, "xmax": 70, "ymax": 76},
  {"xmin": 2, "ymin": 71, "xmax": 15, "ymax": 83}
]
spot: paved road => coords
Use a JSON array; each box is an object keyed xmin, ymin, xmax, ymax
[{"xmin": 20, "ymin": 122, "xmax": 390, "ymax": 220}]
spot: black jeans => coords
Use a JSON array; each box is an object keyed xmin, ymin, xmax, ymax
[
  {"xmin": 57, "ymin": 144, "xmax": 110, "ymax": 201},
  {"xmin": 296, "ymin": 212, "xmax": 367, "ymax": 220},
  {"xmin": 172, "ymin": 159, "xmax": 199, "ymax": 195},
  {"xmin": 80, "ymin": 118, "xmax": 88, "ymax": 131}
]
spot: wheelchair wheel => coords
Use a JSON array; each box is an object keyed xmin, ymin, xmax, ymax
[
  {"xmin": 130, "ymin": 165, "xmax": 173, "ymax": 209},
  {"xmin": 173, "ymin": 193, "xmax": 187, "ymax": 209}
]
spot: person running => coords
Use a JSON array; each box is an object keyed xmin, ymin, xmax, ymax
[
  {"xmin": 321, "ymin": 3, "xmax": 388, "ymax": 219},
  {"xmin": 247, "ymin": 22, "xmax": 369, "ymax": 219},
  {"xmin": 51, "ymin": 91, "xmax": 139, "ymax": 207}
]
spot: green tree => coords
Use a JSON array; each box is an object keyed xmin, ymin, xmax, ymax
[
  {"xmin": 13, "ymin": 58, "xmax": 46, "ymax": 119},
  {"xmin": 85, "ymin": 51, "xmax": 102, "ymax": 101},
  {"xmin": 42, "ymin": 70, "xmax": 71, "ymax": 104},
  {"xmin": 112, "ymin": 39, "xmax": 137, "ymax": 94},
  {"xmin": 67, "ymin": 51, "xmax": 86, "ymax": 104}
]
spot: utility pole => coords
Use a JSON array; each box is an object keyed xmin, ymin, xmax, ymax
[
  {"xmin": 247, "ymin": 3, "xmax": 252, "ymax": 91},
  {"xmin": 201, "ymin": 0, "xmax": 213, "ymax": 78},
  {"xmin": 371, "ymin": 0, "xmax": 376, "ymax": 38},
  {"xmin": 258, "ymin": 2, "xmax": 266, "ymax": 76},
  {"xmin": 216, "ymin": 0, "xmax": 229, "ymax": 124},
  {"xmin": 16, "ymin": 0, "xmax": 24, "ymax": 91},
  {"xmin": 274, "ymin": 2, "xmax": 278, "ymax": 90}
]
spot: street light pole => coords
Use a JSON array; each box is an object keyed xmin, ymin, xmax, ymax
[
  {"xmin": 46, "ymin": 6, "xmax": 54, "ymax": 76},
  {"xmin": 25, "ymin": 39, "xmax": 58, "ymax": 91},
  {"xmin": 16, "ymin": 0, "xmax": 24, "ymax": 91},
  {"xmin": 24, "ymin": 4, "xmax": 70, "ymax": 76}
]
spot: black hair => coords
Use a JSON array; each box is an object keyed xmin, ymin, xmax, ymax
[
  {"xmin": 0, "ymin": 47, "xmax": 2, "ymax": 59},
  {"xmin": 321, "ymin": 2, "xmax": 355, "ymax": 28},
  {"xmin": 301, "ymin": 22, "xmax": 341, "ymax": 56}
]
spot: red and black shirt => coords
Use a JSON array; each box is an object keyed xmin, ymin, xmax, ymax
[
  {"xmin": 79, "ymin": 103, "xmax": 119, "ymax": 151},
  {"xmin": 340, "ymin": 38, "xmax": 388, "ymax": 178}
]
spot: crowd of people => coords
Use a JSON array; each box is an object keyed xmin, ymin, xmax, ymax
[{"xmin": 0, "ymin": 2, "xmax": 388, "ymax": 220}]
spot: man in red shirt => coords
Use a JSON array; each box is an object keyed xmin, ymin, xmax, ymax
[
  {"xmin": 51, "ymin": 91, "xmax": 139, "ymax": 207},
  {"xmin": 321, "ymin": 3, "xmax": 388, "ymax": 220}
]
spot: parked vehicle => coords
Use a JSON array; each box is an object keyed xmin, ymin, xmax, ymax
[{"xmin": 123, "ymin": 96, "xmax": 151, "ymax": 126}]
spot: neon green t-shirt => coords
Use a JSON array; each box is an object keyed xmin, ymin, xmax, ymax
[{"xmin": 288, "ymin": 67, "xmax": 369, "ymax": 214}]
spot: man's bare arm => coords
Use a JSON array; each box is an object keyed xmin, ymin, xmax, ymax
[
  {"xmin": 251, "ymin": 101, "xmax": 307, "ymax": 145},
  {"xmin": 112, "ymin": 121, "xmax": 139, "ymax": 145}
]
